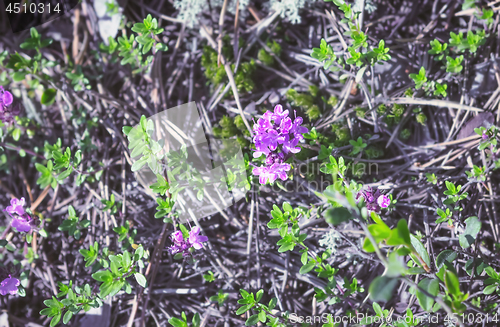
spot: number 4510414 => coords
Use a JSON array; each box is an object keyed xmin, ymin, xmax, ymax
[{"xmin": 6, "ymin": 2, "xmax": 61, "ymax": 14}]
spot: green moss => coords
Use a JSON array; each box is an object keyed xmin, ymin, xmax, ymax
[
  {"xmin": 234, "ymin": 115, "xmax": 246, "ymax": 131},
  {"xmin": 391, "ymin": 104, "xmax": 404, "ymax": 117},
  {"xmin": 269, "ymin": 40, "xmax": 282, "ymax": 56},
  {"xmin": 201, "ymin": 46, "xmax": 227, "ymax": 85},
  {"xmin": 212, "ymin": 127, "xmax": 222, "ymax": 137},
  {"xmin": 384, "ymin": 114, "xmax": 394, "ymax": 126},
  {"xmin": 286, "ymin": 88, "xmax": 323, "ymax": 121},
  {"xmin": 332, "ymin": 124, "xmax": 350, "ymax": 146},
  {"xmin": 308, "ymin": 85, "xmax": 319, "ymax": 97},
  {"xmin": 288, "ymin": 90, "xmax": 315, "ymax": 108},
  {"xmin": 217, "ymin": 116, "xmax": 239, "ymax": 138},
  {"xmin": 237, "ymin": 136, "xmax": 250, "ymax": 148},
  {"xmin": 327, "ymin": 95, "xmax": 338, "ymax": 107},
  {"xmin": 416, "ymin": 113, "xmax": 427, "ymax": 125},
  {"xmin": 233, "ymin": 59, "xmax": 256, "ymax": 93},
  {"xmin": 404, "ymin": 88, "xmax": 414, "ymax": 97},
  {"xmin": 257, "ymin": 40, "xmax": 282, "ymax": 66},
  {"xmin": 201, "ymin": 37, "xmax": 255, "ymax": 94},
  {"xmin": 355, "ymin": 107, "xmax": 367, "ymax": 118},
  {"xmin": 258, "ymin": 48, "xmax": 274, "ymax": 66},
  {"xmin": 305, "ymin": 105, "xmax": 321, "ymax": 120},
  {"xmin": 400, "ymin": 128, "xmax": 411, "ymax": 140},
  {"xmin": 377, "ymin": 104, "xmax": 387, "ymax": 115},
  {"xmin": 364, "ymin": 146, "xmax": 384, "ymax": 159}
]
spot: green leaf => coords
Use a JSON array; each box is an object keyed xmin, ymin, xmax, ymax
[
  {"xmin": 50, "ymin": 313, "xmax": 61, "ymax": 327},
  {"xmin": 435, "ymin": 250, "xmax": 457, "ymax": 271},
  {"xmin": 156, "ymin": 43, "xmax": 168, "ymax": 52},
  {"xmin": 41, "ymin": 88, "xmax": 57, "ymax": 105},
  {"xmin": 410, "ymin": 235, "xmax": 431, "ymax": 268},
  {"xmin": 13, "ymin": 71, "xmax": 27, "ymax": 82},
  {"xmin": 386, "ymin": 252, "xmax": 406, "ymax": 278},
  {"xmin": 258, "ymin": 309, "xmax": 266, "ymax": 323},
  {"xmin": 122, "ymin": 251, "xmax": 131, "ymax": 268},
  {"xmin": 246, "ymin": 314, "xmax": 260, "ymax": 326},
  {"xmin": 168, "ymin": 317, "xmax": 188, "ymax": 327},
  {"xmin": 190, "ymin": 313, "xmax": 200, "ymax": 327},
  {"xmin": 369, "ymin": 276, "xmax": 398, "ymax": 302},
  {"xmin": 373, "ymin": 302, "xmax": 383, "ymax": 316},
  {"xmin": 91, "ymin": 270, "xmax": 113, "ymax": 282},
  {"xmin": 63, "ymin": 310, "xmax": 73, "ymax": 324},
  {"xmin": 323, "ymin": 207, "xmax": 352, "ymax": 225},
  {"xmin": 406, "ymin": 267, "xmax": 427, "ymax": 275},
  {"xmin": 444, "ymin": 270, "xmax": 461, "ymax": 297},
  {"xmin": 12, "ymin": 128, "xmax": 21, "ymax": 141},
  {"xmin": 416, "ymin": 278, "xmax": 439, "ymax": 312},
  {"xmin": 40, "ymin": 308, "xmax": 53, "ymax": 316},
  {"xmin": 299, "ymin": 262, "xmax": 316, "ymax": 275},
  {"xmin": 386, "ymin": 219, "xmax": 412, "ymax": 247},
  {"xmin": 134, "ymin": 273, "xmax": 147, "ymax": 288},
  {"xmin": 483, "ymin": 284, "xmax": 497, "ymax": 295},
  {"xmin": 465, "ymin": 258, "xmax": 487, "ymax": 277},
  {"xmin": 131, "ymin": 157, "xmax": 147, "ymax": 172},
  {"xmin": 236, "ymin": 304, "xmax": 252, "ymax": 315},
  {"xmin": 459, "ymin": 216, "xmax": 481, "ymax": 249}
]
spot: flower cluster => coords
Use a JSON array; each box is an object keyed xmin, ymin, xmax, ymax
[
  {"xmin": 356, "ymin": 187, "xmax": 390, "ymax": 212},
  {"xmin": 0, "ymin": 86, "xmax": 19, "ymax": 125},
  {"xmin": 168, "ymin": 226, "xmax": 208, "ymax": 257},
  {"xmin": 252, "ymin": 104, "xmax": 308, "ymax": 184},
  {"xmin": 5, "ymin": 198, "xmax": 37, "ymax": 233},
  {"xmin": 0, "ymin": 275, "xmax": 20, "ymax": 296}
]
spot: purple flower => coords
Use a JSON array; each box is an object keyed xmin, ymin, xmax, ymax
[
  {"xmin": 252, "ymin": 166, "xmax": 274, "ymax": 185},
  {"xmin": 377, "ymin": 195, "xmax": 391, "ymax": 208},
  {"xmin": 482, "ymin": 131, "xmax": 489, "ymax": 140},
  {"xmin": 290, "ymin": 115, "xmax": 309, "ymax": 141},
  {"xmin": 282, "ymin": 136, "xmax": 301, "ymax": 154},
  {"xmin": 272, "ymin": 104, "xmax": 289, "ymax": 125},
  {"xmin": 254, "ymin": 129, "xmax": 279, "ymax": 152},
  {"xmin": 0, "ymin": 87, "xmax": 17, "ymax": 125},
  {"xmin": 253, "ymin": 115, "xmax": 273, "ymax": 135},
  {"xmin": 356, "ymin": 187, "xmax": 390, "ymax": 212},
  {"xmin": 251, "ymin": 104, "xmax": 309, "ymax": 185},
  {"xmin": 0, "ymin": 275, "xmax": 20, "ymax": 296},
  {"xmin": 253, "ymin": 162, "xmax": 290, "ymax": 184},
  {"xmin": 189, "ymin": 226, "xmax": 208, "ymax": 250},
  {"xmin": 5, "ymin": 198, "xmax": 26, "ymax": 216},
  {"xmin": 0, "ymin": 86, "xmax": 13, "ymax": 107},
  {"xmin": 278, "ymin": 117, "xmax": 293, "ymax": 140},
  {"xmin": 168, "ymin": 227, "xmax": 208, "ymax": 256},
  {"xmin": 265, "ymin": 152, "xmax": 284, "ymax": 166},
  {"xmin": 171, "ymin": 230, "xmax": 184, "ymax": 243},
  {"xmin": 1, "ymin": 92, "xmax": 13, "ymax": 107},
  {"xmin": 12, "ymin": 216, "xmax": 31, "ymax": 233}
]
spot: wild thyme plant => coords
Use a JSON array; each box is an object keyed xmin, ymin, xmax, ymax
[{"xmin": 311, "ymin": 0, "xmax": 391, "ymax": 72}]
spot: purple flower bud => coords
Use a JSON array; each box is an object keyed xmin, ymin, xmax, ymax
[
  {"xmin": 171, "ymin": 230, "xmax": 184, "ymax": 244},
  {"xmin": 377, "ymin": 195, "xmax": 391, "ymax": 208},
  {"xmin": 12, "ymin": 217, "xmax": 31, "ymax": 233},
  {"xmin": 5, "ymin": 198, "xmax": 26, "ymax": 216},
  {"xmin": 0, "ymin": 275, "xmax": 20, "ymax": 296},
  {"xmin": 1, "ymin": 90, "xmax": 13, "ymax": 107},
  {"xmin": 482, "ymin": 132, "xmax": 489, "ymax": 140},
  {"xmin": 272, "ymin": 104, "xmax": 289, "ymax": 125},
  {"xmin": 188, "ymin": 226, "xmax": 208, "ymax": 250}
]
